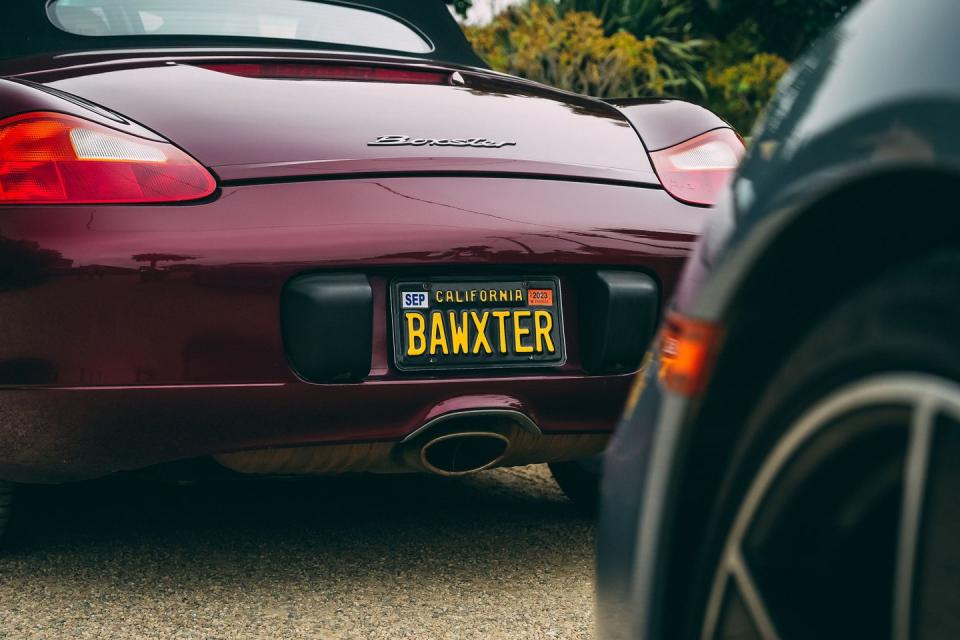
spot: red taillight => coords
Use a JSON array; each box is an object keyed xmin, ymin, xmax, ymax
[
  {"xmin": 658, "ymin": 312, "xmax": 722, "ymax": 396},
  {"xmin": 0, "ymin": 112, "xmax": 216, "ymax": 205},
  {"xmin": 649, "ymin": 128, "xmax": 744, "ymax": 206},
  {"xmin": 196, "ymin": 63, "xmax": 450, "ymax": 84}
]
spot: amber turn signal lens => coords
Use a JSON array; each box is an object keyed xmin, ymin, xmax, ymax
[{"xmin": 658, "ymin": 312, "xmax": 721, "ymax": 396}]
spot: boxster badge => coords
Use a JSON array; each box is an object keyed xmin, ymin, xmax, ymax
[{"xmin": 368, "ymin": 135, "xmax": 516, "ymax": 148}]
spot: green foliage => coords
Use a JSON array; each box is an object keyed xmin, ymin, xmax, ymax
[
  {"xmin": 463, "ymin": 0, "xmax": 856, "ymax": 131},
  {"xmin": 706, "ymin": 52, "xmax": 789, "ymax": 132},
  {"xmin": 555, "ymin": 0, "xmax": 693, "ymax": 38},
  {"xmin": 466, "ymin": 1, "xmax": 706, "ymax": 98},
  {"xmin": 691, "ymin": 0, "xmax": 855, "ymax": 60},
  {"xmin": 554, "ymin": 0, "xmax": 707, "ymax": 96}
]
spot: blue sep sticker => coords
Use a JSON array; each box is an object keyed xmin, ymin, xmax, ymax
[{"xmin": 401, "ymin": 291, "xmax": 429, "ymax": 309}]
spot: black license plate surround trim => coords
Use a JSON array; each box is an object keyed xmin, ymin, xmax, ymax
[{"xmin": 389, "ymin": 275, "xmax": 567, "ymax": 373}]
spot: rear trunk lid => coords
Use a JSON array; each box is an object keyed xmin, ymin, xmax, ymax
[{"xmin": 34, "ymin": 55, "xmax": 657, "ymax": 184}]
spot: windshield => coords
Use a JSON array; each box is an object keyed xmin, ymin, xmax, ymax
[{"xmin": 47, "ymin": 0, "xmax": 432, "ymax": 54}]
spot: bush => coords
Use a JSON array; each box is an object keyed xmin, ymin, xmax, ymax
[
  {"xmin": 463, "ymin": 0, "xmax": 831, "ymax": 132},
  {"xmin": 691, "ymin": 0, "xmax": 856, "ymax": 60},
  {"xmin": 706, "ymin": 52, "xmax": 789, "ymax": 132},
  {"xmin": 465, "ymin": 2, "xmax": 705, "ymax": 97}
]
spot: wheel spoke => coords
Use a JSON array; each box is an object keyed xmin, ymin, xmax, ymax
[
  {"xmin": 894, "ymin": 396, "xmax": 936, "ymax": 640},
  {"xmin": 730, "ymin": 551, "xmax": 782, "ymax": 640},
  {"xmin": 700, "ymin": 375, "xmax": 960, "ymax": 640}
]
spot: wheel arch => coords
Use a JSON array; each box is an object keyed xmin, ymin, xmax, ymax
[{"xmin": 660, "ymin": 165, "xmax": 960, "ymax": 631}]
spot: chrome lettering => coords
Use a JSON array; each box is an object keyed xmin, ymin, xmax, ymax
[{"xmin": 369, "ymin": 135, "xmax": 516, "ymax": 148}]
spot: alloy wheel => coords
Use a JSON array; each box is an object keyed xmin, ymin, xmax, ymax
[{"xmin": 702, "ymin": 374, "xmax": 960, "ymax": 640}]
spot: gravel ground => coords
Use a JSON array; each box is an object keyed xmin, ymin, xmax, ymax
[{"xmin": 0, "ymin": 465, "xmax": 595, "ymax": 639}]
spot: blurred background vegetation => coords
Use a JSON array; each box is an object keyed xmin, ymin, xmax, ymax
[{"xmin": 448, "ymin": 0, "xmax": 855, "ymax": 133}]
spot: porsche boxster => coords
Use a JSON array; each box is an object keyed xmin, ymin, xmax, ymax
[{"xmin": 0, "ymin": 0, "xmax": 741, "ymax": 538}]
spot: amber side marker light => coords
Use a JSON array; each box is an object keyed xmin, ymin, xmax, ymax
[
  {"xmin": 0, "ymin": 112, "xmax": 216, "ymax": 205},
  {"xmin": 658, "ymin": 312, "xmax": 722, "ymax": 396}
]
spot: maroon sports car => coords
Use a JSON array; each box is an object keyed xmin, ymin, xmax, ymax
[{"xmin": 0, "ymin": 0, "xmax": 741, "ymax": 535}]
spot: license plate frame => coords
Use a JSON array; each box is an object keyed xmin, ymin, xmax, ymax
[{"xmin": 390, "ymin": 276, "xmax": 567, "ymax": 372}]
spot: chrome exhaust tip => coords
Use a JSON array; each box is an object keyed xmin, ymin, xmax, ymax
[{"xmin": 416, "ymin": 431, "xmax": 511, "ymax": 476}]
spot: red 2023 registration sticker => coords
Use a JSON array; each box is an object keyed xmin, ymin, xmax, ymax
[{"xmin": 527, "ymin": 289, "xmax": 553, "ymax": 306}]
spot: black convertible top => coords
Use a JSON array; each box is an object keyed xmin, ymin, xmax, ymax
[{"xmin": 1, "ymin": 0, "xmax": 486, "ymax": 68}]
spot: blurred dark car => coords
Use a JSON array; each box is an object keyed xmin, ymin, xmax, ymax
[{"xmin": 598, "ymin": 0, "xmax": 960, "ymax": 638}]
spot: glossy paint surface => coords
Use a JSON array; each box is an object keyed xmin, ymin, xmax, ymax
[
  {"xmin": 0, "ymin": 376, "xmax": 632, "ymax": 483},
  {"xmin": 35, "ymin": 57, "xmax": 656, "ymax": 184},
  {"xmin": 0, "ymin": 177, "xmax": 703, "ymax": 386},
  {"xmin": 598, "ymin": 1, "xmax": 960, "ymax": 638},
  {"xmin": 0, "ymin": 176, "xmax": 702, "ymax": 480},
  {"xmin": 607, "ymin": 98, "xmax": 732, "ymax": 151},
  {"xmin": 0, "ymin": 36, "xmax": 713, "ymax": 481},
  {"xmin": 676, "ymin": 0, "xmax": 960, "ymax": 318}
]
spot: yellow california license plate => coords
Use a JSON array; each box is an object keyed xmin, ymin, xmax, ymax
[{"xmin": 392, "ymin": 277, "xmax": 566, "ymax": 371}]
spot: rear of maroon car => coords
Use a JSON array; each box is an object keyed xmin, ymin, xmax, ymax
[{"xmin": 0, "ymin": 1, "xmax": 739, "ymax": 487}]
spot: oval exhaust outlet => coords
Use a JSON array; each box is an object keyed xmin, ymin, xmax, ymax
[{"xmin": 419, "ymin": 432, "xmax": 510, "ymax": 476}]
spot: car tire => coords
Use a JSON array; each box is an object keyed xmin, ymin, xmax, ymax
[
  {"xmin": 0, "ymin": 481, "xmax": 12, "ymax": 545},
  {"xmin": 689, "ymin": 253, "xmax": 960, "ymax": 640},
  {"xmin": 549, "ymin": 460, "xmax": 600, "ymax": 511}
]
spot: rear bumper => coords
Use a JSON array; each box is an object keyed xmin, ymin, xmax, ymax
[
  {"xmin": 0, "ymin": 177, "xmax": 702, "ymax": 482},
  {"xmin": 596, "ymin": 353, "xmax": 697, "ymax": 640},
  {"xmin": 597, "ymin": 359, "xmax": 666, "ymax": 639},
  {"xmin": 0, "ymin": 375, "xmax": 629, "ymax": 483}
]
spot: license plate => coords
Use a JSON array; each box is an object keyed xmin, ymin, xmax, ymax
[{"xmin": 391, "ymin": 277, "xmax": 566, "ymax": 371}]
